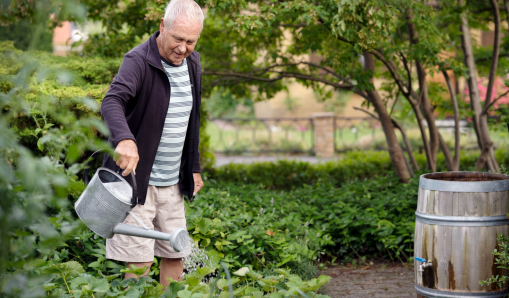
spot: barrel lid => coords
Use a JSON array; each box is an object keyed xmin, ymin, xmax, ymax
[{"xmin": 419, "ymin": 171, "xmax": 509, "ymax": 192}]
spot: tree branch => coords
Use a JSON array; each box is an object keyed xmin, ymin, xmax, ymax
[
  {"xmin": 389, "ymin": 89, "xmax": 400, "ymax": 117},
  {"xmin": 202, "ymin": 70, "xmax": 354, "ymax": 89},
  {"xmin": 334, "ymin": 35, "xmax": 412, "ymax": 99},
  {"xmin": 483, "ymin": 89, "xmax": 509, "ymax": 113},
  {"xmin": 482, "ymin": 0, "xmax": 502, "ymax": 115},
  {"xmin": 398, "ymin": 51, "xmax": 412, "ymax": 92}
]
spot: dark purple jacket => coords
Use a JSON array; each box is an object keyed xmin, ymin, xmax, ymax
[{"xmin": 100, "ymin": 31, "xmax": 201, "ymax": 205}]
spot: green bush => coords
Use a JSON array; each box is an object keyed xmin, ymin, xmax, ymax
[
  {"xmin": 0, "ymin": 40, "xmax": 109, "ymax": 297},
  {"xmin": 41, "ymin": 261, "xmax": 332, "ymax": 298},
  {"xmin": 200, "ymin": 174, "xmax": 418, "ymax": 264},
  {"xmin": 208, "ymin": 149, "xmax": 509, "ymax": 190},
  {"xmin": 0, "ymin": 20, "xmax": 53, "ymax": 52},
  {"xmin": 0, "ymin": 40, "xmax": 215, "ymax": 168}
]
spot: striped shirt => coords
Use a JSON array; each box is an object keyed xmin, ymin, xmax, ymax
[{"xmin": 149, "ymin": 58, "xmax": 192, "ymax": 186}]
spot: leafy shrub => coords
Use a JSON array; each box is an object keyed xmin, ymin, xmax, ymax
[
  {"xmin": 208, "ymin": 149, "xmax": 509, "ymax": 190},
  {"xmin": 186, "ymin": 188, "xmax": 334, "ymax": 278},
  {"xmin": 479, "ymin": 234, "xmax": 509, "ymax": 289},
  {"xmin": 0, "ymin": 41, "xmax": 108, "ymax": 297},
  {"xmin": 0, "ymin": 40, "xmax": 214, "ymax": 169},
  {"xmin": 0, "ymin": 20, "xmax": 53, "ymax": 52},
  {"xmin": 42, "ymin": 261, "xmax": 332, "ymax": 298},
  {"xmin": 199, "ymin": 174, "xmax": 418, "ymax": 263}
]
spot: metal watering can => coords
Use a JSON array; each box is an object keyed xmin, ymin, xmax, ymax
[{"xmin": 74, "ymin": 150, "xmax": 190, "ymax": 252}]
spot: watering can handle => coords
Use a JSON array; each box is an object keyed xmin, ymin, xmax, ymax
[{"xmin": 83, "ymin": 149, "xmax": 138, "ymax": 207}]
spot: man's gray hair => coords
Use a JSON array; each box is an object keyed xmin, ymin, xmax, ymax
[{"xmin": 163, "ymin": 0, "xmax": 204, "ymax": 32}]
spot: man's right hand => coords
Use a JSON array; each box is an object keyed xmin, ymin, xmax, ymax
[{"xmin": 114, "ymin": 139, "xmax": 139, "ymax": 176}]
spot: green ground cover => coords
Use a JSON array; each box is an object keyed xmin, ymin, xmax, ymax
[
  {"xmin": 209, "ymin": 149, "xmax": 509, "ymax": 190},
  {"xmin": 44, "ymin": 171, "xmax": 415, "ymax": 297}
]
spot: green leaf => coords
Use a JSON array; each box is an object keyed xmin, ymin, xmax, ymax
[
  {"xmin": 246, "ymin": 272, "xmax": 263, "ymax": 280},
  {"xmin": 177, "ymin": 290, "xmax": 193, "ymax": 298},
  {"xmin": 316, "ymin": 275, "xmax": 332, "ymax": 287},
  {"xmin": 88, "ymin": 260, "xmax": 103, "ymax": 268},
  {"xmin": 105, "ymin": 261, "xmax": 120, "ymax": 269},
  {"xmin": 196, "ymin": 266, "xmax": 215, "ymax": 279},
  {"xmin": 233, "ymin": 267, "xmax": 249, "ymax": 276},
  {"xmin": 191, "ymin": 284, "xmax": 209, "ymax": 294},
  {"xmin": 43, "ymin": 283, "xmax": 57, "ymax": 292},
  {"xmin": 274, "ymin": 269, "xmax": 290, "ymax": 278},
  {"xmin": 268, "ymin": 293, "xmax": 284, "ymax": 298},
  {"xmin": 124, "ymin": 288, "xmax": 141, "ymax": 298},
  {"xmin": 69, "ymin": 273, "xmax": 109, "ymax": 293},
  {"xmin": 207, "ymin": 249, "xmax": 223, "ymax": 265},
  {"xmin": 43, "ymin": 261, "xmax": 84, "ymax": 278},
  {"xmin": 66, "ymin": 144, "xmax": 80, "ymax": 163},
  {"xmin": 120, "ymin": 264, "xmax": 149, "ymax": 278},
  {"xmin": 165, "ymin": 281, "xmax": 186, "ymax": 298},
  {"xmin": 216, "ymin": 278, "xmax": 228, "ymax": 290},
  {"xmin": 37, "ymin": 138, "xmax": 44, "ymax": 151},
  {"xmin": 286, "ymin": 275, "xmax": 303, "ymax": 287}
]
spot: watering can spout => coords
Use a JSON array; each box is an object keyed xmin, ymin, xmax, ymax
[{"xmin": 112, "ymin": 225, "xmax": 189, "ymax": 253}]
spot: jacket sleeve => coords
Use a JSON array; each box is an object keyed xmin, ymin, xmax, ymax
[
  {"xmin": 193, "ymin": 149, "xmax": 201, "ymax": 173},
  {"xmin": 193, "ymin": 65, "xmax": 202, "ymax": 173},
  {"xmin": 100, "ymin": 51, "xmax": 145, "ymax": 147}
]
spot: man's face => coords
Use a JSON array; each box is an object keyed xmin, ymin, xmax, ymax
[{"xmin": 158, "ymin": 16, "xmax": 201, "ymax": 65}]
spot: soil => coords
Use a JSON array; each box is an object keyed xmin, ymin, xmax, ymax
[{"xmin": 320, "ymin": 261, "xmax": 415, "ymax": 298}]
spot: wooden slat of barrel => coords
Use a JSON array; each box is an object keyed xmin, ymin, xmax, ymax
[{"xmin": 415, "ymin": 172, "xmax": 509, "ymax": 298}]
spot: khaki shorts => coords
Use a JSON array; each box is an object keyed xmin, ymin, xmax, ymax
[{"xmin": 106, "ymin": 183, "xmax": 189, "ymax": 262}]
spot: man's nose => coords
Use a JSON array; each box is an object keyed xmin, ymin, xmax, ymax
[{"xmin": 178, "ymin": 43, "xmax": 186, "ymax": 53}]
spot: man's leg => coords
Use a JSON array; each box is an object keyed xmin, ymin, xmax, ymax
[
  {"xmin": 124, "ymin": 261, "xmax": 153, "ymax": 279},
  {"xmin": 160, "ymin": 257, "xmax": 184, "ymax": 286}
]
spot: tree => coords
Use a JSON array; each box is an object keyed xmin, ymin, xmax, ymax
[
  {"xmin": 438, "ymin": 0, "xmax": 507, "ymax": 172},
  {"xmin": 13, "ymin": 0, "xmax": 508, "ymax": 179}
]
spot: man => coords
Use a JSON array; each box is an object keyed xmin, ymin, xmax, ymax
[{"xmin": 100, "ymin": 0, "xmax": 205, "ymax": 287}]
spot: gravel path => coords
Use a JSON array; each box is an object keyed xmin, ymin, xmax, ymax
[{"xmin": 320, "ymin": 262, "xmax": 416, "ymax": 298}]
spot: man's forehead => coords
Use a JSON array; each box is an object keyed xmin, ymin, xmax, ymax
[{"xmin": 170, "ymin": 16, "xmax": 201, "ymax": 32}]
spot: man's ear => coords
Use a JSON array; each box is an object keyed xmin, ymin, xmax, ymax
[{"xmin": 160, "ymin": 18, "xmax": 165, "ymax": 32}]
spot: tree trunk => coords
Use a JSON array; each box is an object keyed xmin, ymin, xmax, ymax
[
  {"xmin": 442, "ymin": 70, "xmax": 460, "ymax": 171},
  {"xmin": 459, "ymin": 0, "xmax": 500, "ymax": 172},
  {"xmin": 406, "ymin": 9, "xmax": 439, "ymax": 171},
  {"xmin": 391, "ymin": 119, "xmax": 420, "ymax": 171},
  {"xmin": 364, "ymin": 52, "xmax": 410, "ymax": 182}
]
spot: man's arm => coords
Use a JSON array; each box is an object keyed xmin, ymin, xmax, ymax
[{"xmin": 101, "ymin": 52, "xmax": 145, "ymax": 176}]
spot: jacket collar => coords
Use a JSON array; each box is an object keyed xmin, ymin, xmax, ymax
[{"xmin": 146, "ymin": 31, "xmax": 199, "ymax": 68}]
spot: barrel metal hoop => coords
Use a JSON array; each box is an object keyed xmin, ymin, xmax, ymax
[
  {"xmin": 419, "ymin": 175, "xmax": 509, "ymax": 192},
  {"xmin": 415, "ymin": 284, "xmax": 509, "ymax": 298},
  {"xmin": 416, "ymin": 212, "xmax": 509, "ymax": 227}
]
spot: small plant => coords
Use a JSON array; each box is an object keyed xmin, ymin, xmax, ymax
[
  {"xmin": 43, "ymin": 261, "xmax": 333, "ymax": 298},
  {"xmin": 479, "ymin": 234, "xmax": 509, "ymax": 289}
]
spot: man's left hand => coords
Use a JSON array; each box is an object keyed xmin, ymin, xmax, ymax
[{"xmin": 193, "ymin": 173, "xmax": 204, "ymax": 196}]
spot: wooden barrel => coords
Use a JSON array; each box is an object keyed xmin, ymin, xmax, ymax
[{"xmin": 415, "ymin": 172, "xmax": 509, "ymax": 298}]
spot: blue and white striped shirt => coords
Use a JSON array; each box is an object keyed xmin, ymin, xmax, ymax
[{"xmin": 149, "ymin": 58, "xmax": 192, "ymax": 186}]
